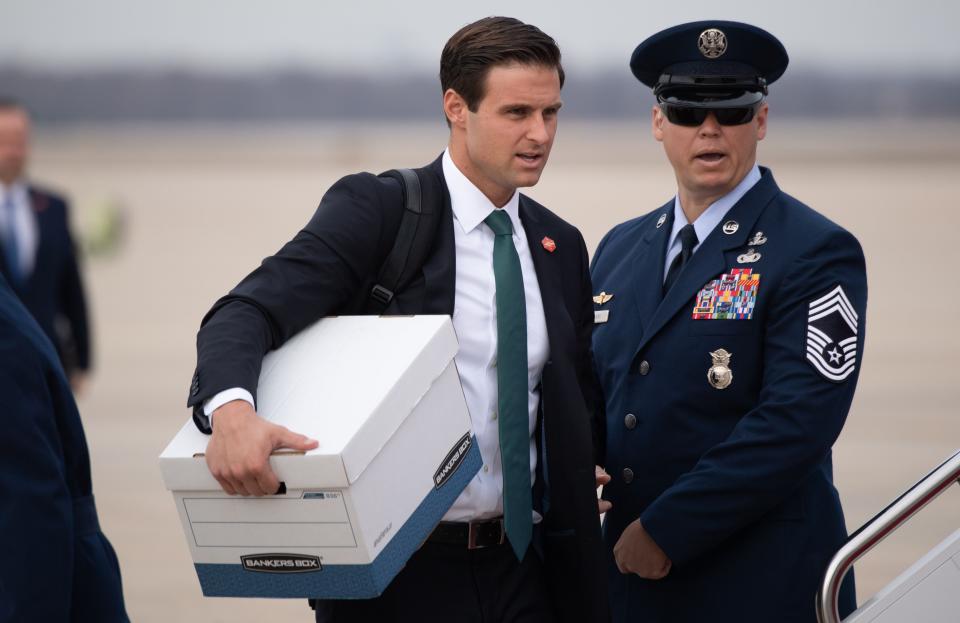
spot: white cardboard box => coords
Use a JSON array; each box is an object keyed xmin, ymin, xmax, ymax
[{"xmin": 159, "ymin": 315, "xmax": 480, "ymax": 599}]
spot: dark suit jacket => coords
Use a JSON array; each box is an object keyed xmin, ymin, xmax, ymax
[
  {"xmin": 0, "ymin": 185, "xmax": 91, "ymax": 375},
  {"xmin": 188, "ymin": 155, "xmax": 608, "ymax": 622},
  {"xmin": 591, "ymin": 168, "xmax": 863, "ymax": 622},
  {"xmin": 0, "ymin": 275, "xmax": 127, "ymax": 622}
]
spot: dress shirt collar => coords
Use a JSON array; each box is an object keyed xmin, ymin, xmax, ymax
[
  {"xmin": 442, "ymin": 149, "xmax": 521, "ymax": 235},
  {"xmin": 0, "ymin": 179, "xmax": 29, "ymax": 207},
  {"xmin": 667, "ymin": 164, "xmax": 761, "ymax": 252}
]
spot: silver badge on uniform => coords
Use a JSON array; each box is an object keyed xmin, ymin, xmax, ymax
[
  {"xmin": 805, "ymin": 285, "xmax": 859, "ymax": 382},
  {"xmin": 748, "ymin": 231, "xmax": 768, "ymax": 246},
  {"xmin": 722, "ymin": 220, "xmax": 739, "ymax": 235},
  {"xmin": 656, "ymin": 213, "xmax": 667, "ymax": 229},
  {"xmin": 698, "ymin": 29, "xmax": 728, "ymax": 59},
  {"xmin": 737, "ymin": 248, "xmax": 761, "ymax": 264},
  {"xmin": 707, "ymin": 349, "xmax": 733, "ymax": 389}
]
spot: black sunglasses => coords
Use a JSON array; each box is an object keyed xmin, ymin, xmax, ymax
[{"xmin": 660, "ymin": 102, "xmax": 760, "ymax": 127}]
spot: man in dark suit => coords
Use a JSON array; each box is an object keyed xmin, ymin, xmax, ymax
[
  {"xmin": 0, "ymin": 99, "xmax": 92, "ymax": 392},
  {"xmin": 188, "ymin": 17, "xmax": 607, "ymax": 623},
  {"xmin": 0, "ymin": 273, "xmax": 128, "ymax": 622},
  {"xmin": 590, "ymin": 21, "xmax": 865, "ymax": 622}
]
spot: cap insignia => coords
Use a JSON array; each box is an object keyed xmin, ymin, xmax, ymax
[{"xmin": 698, "ymin": 28, "xmax": 727, "ymax": 59}]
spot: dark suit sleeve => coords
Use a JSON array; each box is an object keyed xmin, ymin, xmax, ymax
[
  {"xmin": 58, "ymin": 203, "xmax": 92, "ymax": 371},
  {"xmin": 0, "ymin": 327, "xmax": 74, "ymax": 621},
  {"xmin": 641, "ymin": 229, "xmax": 867, "ymax": 566},
  {"xmin": 188, "ymin": 173, "xmax": 400, "ymax": 427}
]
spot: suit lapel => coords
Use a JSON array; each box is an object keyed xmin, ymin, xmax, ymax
[
  {"xmin": 27, "ymin": 188, "xmax": 46, "ymax": 288},
  {"xmin": 519, "ymin": 196, "xmax": 565, "ymax": 358},
  {"xmin": 418, "ymin": 156, "xmax": 456, "ymax": 315},
  {"xmin": 634, "ymin": 169, "xmax": 782, "ymax": 354},
  {"xmin": 29, "ymin": 188, "xmax": 48, "ymax": 214},
  {"xmin": 632, "ymin": 201, "xmax": 674, "ymax": 330}
]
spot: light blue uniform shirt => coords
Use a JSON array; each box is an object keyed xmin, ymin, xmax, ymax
[{"xmin": 663, "ymin": 165, "xmax": 762, "ymax": 283}]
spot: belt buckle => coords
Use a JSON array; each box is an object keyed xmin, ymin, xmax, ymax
[{"xmin": 467, "ymin": 519, "xmax": 505, "ymax": 550}]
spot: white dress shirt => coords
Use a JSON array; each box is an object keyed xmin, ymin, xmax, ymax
[
  {"xmin": 205, "ymin": 150, "xmax": 551, "ymax": 522},
  {"xmin": 0, "ymin": 181, "xmax": 39, "ymax": 279},
  {"xmin": 663, "ymin": 165, "xmax": 761, "ymax": 282},
  {"xmin": 440, "ymin": 149, "xmax": 549, "ymax": 522}
]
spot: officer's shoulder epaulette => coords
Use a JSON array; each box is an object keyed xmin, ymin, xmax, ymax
[{"xmin": 772, "ymin": 189, "xmax": 858, "ymax": 243}]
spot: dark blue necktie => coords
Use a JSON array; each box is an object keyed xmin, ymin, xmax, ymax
[
  {"xmin": 484, "ymin": 209, "xmax": 532, "ymax": 562},
  {"xmin": 663, "ymin": 223, "xmax": 698, "ymax": 294}
]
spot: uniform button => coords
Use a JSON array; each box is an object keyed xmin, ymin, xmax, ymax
[
  {"xmin": 639, "ymin": 360, "xmax": 651, "ymax": 376},
  {"xmin": 491, "ymin": 412, "xmax": 498, "ymax": 421},
  {"xmin": 624, "ymin": 413, "xmax": 637, "ymax": 430},
  {"xmin": 483, "ymin": 465, "xmax": 489, "ymax": 473},
  {"xmin": 622, "ymin": 468, "xmax": 634, "ymax": 484}
]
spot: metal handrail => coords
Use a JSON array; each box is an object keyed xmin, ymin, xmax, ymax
[{"xmin": 816, "ymin": 449, "xmax": 960, "ymax": 623}]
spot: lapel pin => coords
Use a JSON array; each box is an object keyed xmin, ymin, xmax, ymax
[
  {"xmin": 593, "ymin": 292, "xmax": 614, "ymax": 305},
  {"xmin": 737, "ymin": 249, "xmax": 761, "ymax": 264},
  {"xmin": 707, "ymin": 349, "xmax": 733, "ymax": 389},
  {"xmin": 656, "ymin": 214, "xmax": 667, "ymax": 229},
  {"xmin": 722, "ymin": 220, "xmax": 739, "ymax": 235},
  {"xmin": 541, "ymin": 236, "xmax": 557, "ymax": 253},
  {"xmin": 748, "ymin": 231, "xmax": 767, "ymax": 246}
]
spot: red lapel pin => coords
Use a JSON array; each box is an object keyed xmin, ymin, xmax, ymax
[{"xmin": 541, "ymin": 236, "xmax": 557, "ymax": 253}]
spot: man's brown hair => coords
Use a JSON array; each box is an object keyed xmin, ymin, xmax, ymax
[{"xmin": 440, "ymin": 16, "xmax": 564, "ymax": 113}]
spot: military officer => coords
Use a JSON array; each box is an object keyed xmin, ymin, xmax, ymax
[{"xmin": 590, "ymin": 21, "xmax": 865, "ymax": 622}]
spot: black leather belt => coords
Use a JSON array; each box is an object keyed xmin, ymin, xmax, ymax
[{"xmin": 428, "ymin": 518, "xmax": 506, "ymax": 549}]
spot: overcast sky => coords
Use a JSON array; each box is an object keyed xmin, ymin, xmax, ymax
[{"xmin": 5, "ymin": 0, "xmax": 959, "ymax": 73}]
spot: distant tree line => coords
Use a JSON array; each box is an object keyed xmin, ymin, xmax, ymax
[{"xmin": 1, "ymin": 65, "xmax": 957, "ymax": 122}]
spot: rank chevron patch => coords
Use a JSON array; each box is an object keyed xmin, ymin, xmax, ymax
[{"xmin": 805, "ymin": 285, "xmax": 859, "ymax": 382}]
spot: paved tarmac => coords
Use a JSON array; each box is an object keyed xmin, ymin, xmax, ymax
[{"xmin": 31, "ymin": 119, "xmax": 960, "ymax": 621}]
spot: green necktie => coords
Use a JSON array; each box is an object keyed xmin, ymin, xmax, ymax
[{"xmin": 484, "ymin": 208, "xmax": 532, "ymax": 561}]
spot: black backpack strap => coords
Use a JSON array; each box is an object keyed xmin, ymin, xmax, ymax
[{"xmin": 369, "ymin": 167, "xmax": 441, "ymax": 313}]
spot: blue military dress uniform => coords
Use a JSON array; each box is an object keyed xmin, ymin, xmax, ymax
[
  {"xmin": 591, "ymin": 20, "xmax": 866, "ymax": 622},
  {"xmin": 591, "ymin": 167, "xmax": 865, "ymax": 621}
]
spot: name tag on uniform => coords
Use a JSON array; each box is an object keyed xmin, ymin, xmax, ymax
[{"xmin": 594, "ymin": 310, "xmax": 610, "ymax": 324}]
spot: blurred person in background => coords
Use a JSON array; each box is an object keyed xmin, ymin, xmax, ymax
[
  {"xmin": 590, "ymin": 21, "xmax": 866, "ymax": 622},
  {"xmin": 0, "ymin": 273, "xmax": 128, "ymax": 622},
  {"xmin": 0, "ymin": 98, "xmax": 92, "ymax": 395}
]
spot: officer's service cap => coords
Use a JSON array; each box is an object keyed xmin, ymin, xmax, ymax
[{"xmin": 630, "ymin": 20, "xmax": 788, "ymax": 108}]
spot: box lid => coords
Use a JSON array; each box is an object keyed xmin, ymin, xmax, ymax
[{"xmin": 160, "ymin": 315, "xmax": 460, "ymax": 490}]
